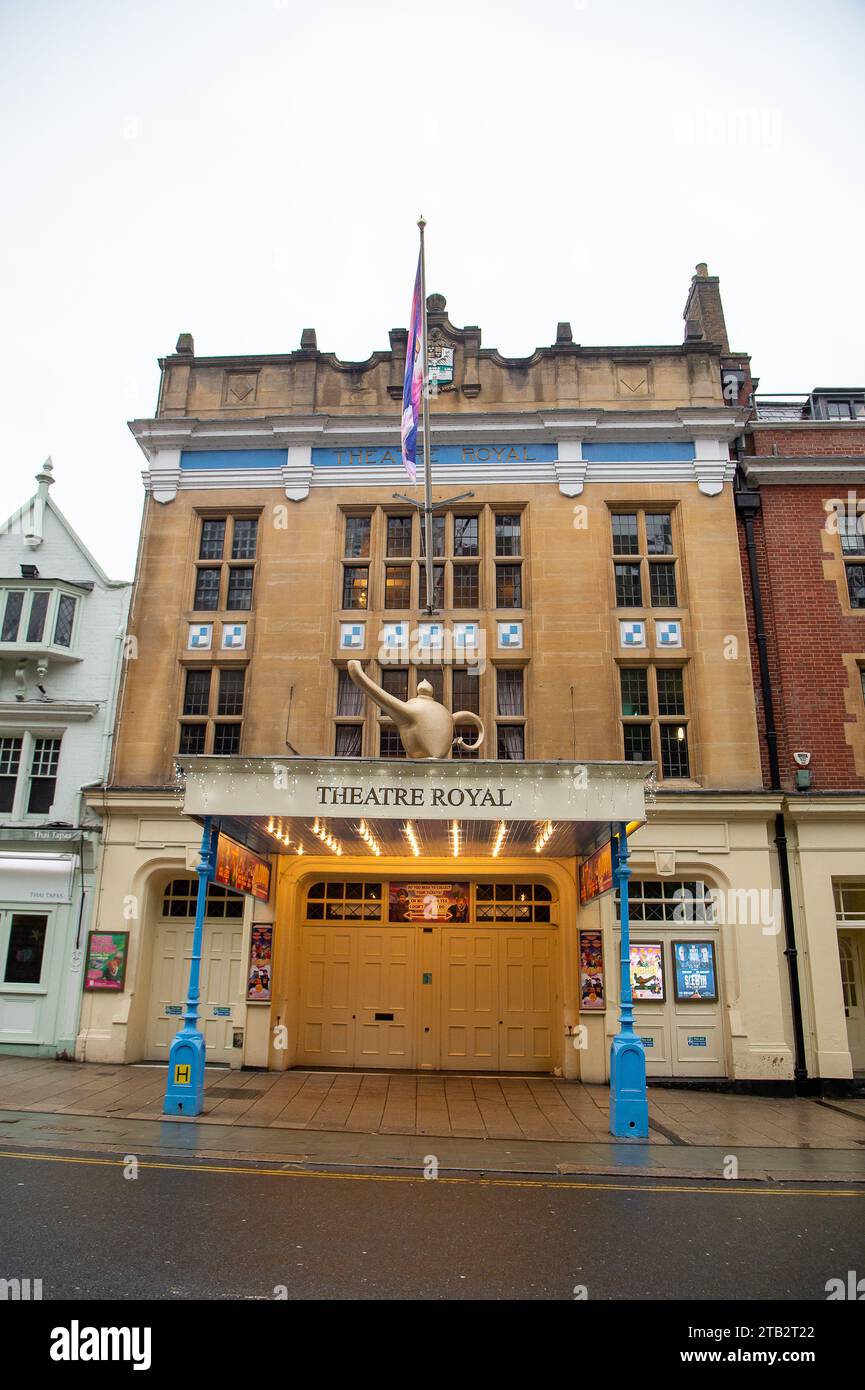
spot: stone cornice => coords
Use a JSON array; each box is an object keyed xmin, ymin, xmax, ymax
[
  {"xmin": 131, "ymin": 406, "xmax": 748, "ymax": 462},
  {"xmin": 743, "ymin": 456, "xmax": 865, "ymax": 485}
]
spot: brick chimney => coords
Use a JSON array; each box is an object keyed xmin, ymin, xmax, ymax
[{"xmin": 683, "ymin": 262, "xmax": 729, "ymax": 354}]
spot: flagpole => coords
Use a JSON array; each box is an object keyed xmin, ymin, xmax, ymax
[{"xmin": 418, "ymin": 216, "xmax": 436, "ymax": 614}]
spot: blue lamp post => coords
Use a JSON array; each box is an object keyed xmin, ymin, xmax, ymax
[
  {"xmin": 609, "ymin": 820, "xmax": 649, "ymax": 1137},
  {"xmin": 164, "ymin": 816, "xmax": 215, "ymax": 1116}
]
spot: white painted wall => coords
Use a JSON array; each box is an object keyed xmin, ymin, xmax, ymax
[{"xmin": 0, "ymin": 487, "xmax": 131, "ymax": 825}]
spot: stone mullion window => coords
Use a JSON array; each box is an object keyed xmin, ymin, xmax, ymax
[
  {"xmin": 493, "ymin": 511, "xmax": 524, "ymax": 612},
  {"xmin": 620, "ymin": 663, "xmax": 691, "ymax": 779},
  {"xmin": 193, "ymin": 513, "xmax": 259, "ymax": 614},
  {"xmin": 178, "ymin": 664, "xmax": 246, "ymax": 756},
  {"xmin": 612, "ymin": 509, "xmax": 680, "ymax": 611}
]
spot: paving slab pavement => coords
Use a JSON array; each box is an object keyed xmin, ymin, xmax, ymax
[{"xmin": 0, "ymin": 1057, "xmax": 863, "ymax": 1180}]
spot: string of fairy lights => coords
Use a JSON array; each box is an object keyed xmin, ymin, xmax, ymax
[{"xmin": 264, "ymin": 816, "xmax": 557, "ymax": 858}]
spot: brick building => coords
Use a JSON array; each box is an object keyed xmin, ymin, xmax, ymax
[{"xmin": 738, "ymin": 387, "xmax": 865, "ymax": 1082}]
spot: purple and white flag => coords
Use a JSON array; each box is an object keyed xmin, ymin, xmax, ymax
[{"xmin": 400, "ymin": 252, "xmax": 423, "ymax": 482}]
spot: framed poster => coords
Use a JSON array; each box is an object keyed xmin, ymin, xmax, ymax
[
  {"xmin": 389, "ymin": 883, "xmax": 470, "ymax": 922},
  {"xmin": 83, "ymin": 932, "xmax": 129, "ymax": 992},
  {"xmin": 246, "ymin": 924, "xmax": 273, "ymax": 1003},
  {"xmin": 671, "ymin": 940, "xmax": 718, "ymax": 1002},
  {"xmin": 214, "ymin": 833, "xmax": 271, "ymax": 903},
  {"xmin": 579, "ymin": 840, "xmax": 613, "ymax": 906},
  {"xmin": 579, "ymin": 929, "xmax": 606, "ymax": 1010},
  {"xmin": 629, "ymin": 941, "xmax": 665, "ymax": 1001}
]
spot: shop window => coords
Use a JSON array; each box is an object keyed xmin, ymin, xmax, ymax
[
  {"xmin": 305, "ymin": 881, "xmax": 383, "ymax": 921},
  {"xmin": 161, "ymin": 879, "xmax": 244, "ymax": 919},
  {"xmin": 4, "ymin": 913, "xmax": 48, "ymax": 984}
]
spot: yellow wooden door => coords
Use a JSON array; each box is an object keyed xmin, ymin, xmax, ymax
[
  {"xmin": 145, "ymin": 921, "xmax": 242, "ymax": 1065},
  {"xmin": 439, "ymin": 928, "xmax": 498, "ymax": 1070},
  {"xmin": 296, "ymin": 927, "xmax": 356, "ymax": 1066},
  {"xmin": 354, "ymin": 927, "xmax": 415, "ymax": 1067},
  {"xmin": 498, "ymin": 929, "xmax": 556, "ymax": 1071},
  {"xmin": 297, "ymin": 927, "xmax": 416, "ymax": 1069}
]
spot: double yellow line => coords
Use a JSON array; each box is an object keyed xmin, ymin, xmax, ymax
[{"xmin": 0, "ymin": 1148, "xmax": 862, "ymax": 1197}]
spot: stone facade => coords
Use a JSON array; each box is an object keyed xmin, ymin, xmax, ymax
[{"xmin": 81, "ymin": 267, "xmax": 812, "ymax": 1088}]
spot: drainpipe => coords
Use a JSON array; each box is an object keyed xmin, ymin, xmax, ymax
[{"xmin": 734, "ymin": 444, "xmax": 809, "ymax": 1091}]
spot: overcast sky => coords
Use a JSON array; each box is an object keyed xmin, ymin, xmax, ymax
[{"xmin": 1, "ymin": 0, "xmax": 863, "ymax": 580}]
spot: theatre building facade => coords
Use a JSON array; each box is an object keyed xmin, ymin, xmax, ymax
[{"xmin": 79, "ymin": 266, "xmax": 814, "ymax": 1087}]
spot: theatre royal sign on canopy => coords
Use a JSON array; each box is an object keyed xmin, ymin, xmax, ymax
[{"xmin": 179, "ymin": 757, "xmax": 650, "ymax": 826}]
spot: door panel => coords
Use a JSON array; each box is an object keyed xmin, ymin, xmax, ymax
[
  {"xmin": 440, "ymin": 930, "xmax": 499, "ymax": 1070},
  {"xmin": 440, "ymin": 928, "xmax": 557, "ymax": 1073},
  {"xmin": 145, "ymin": 922, "xmax": 242, "ymax": 1065},
  {"xmin": 497, "ymin": 931, "xmax": 556, "ymax": 1070},
  {"xmin": 296, "ymin": 923, "xmax": 559, "ymax": 1074},
  {"xmin": 630, "ymin": 932, "xmax": 724, "ymax": 1078},
  {"xmin": 296, "ymin": 926, "xmax": 416, "ymax": 1068}
]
